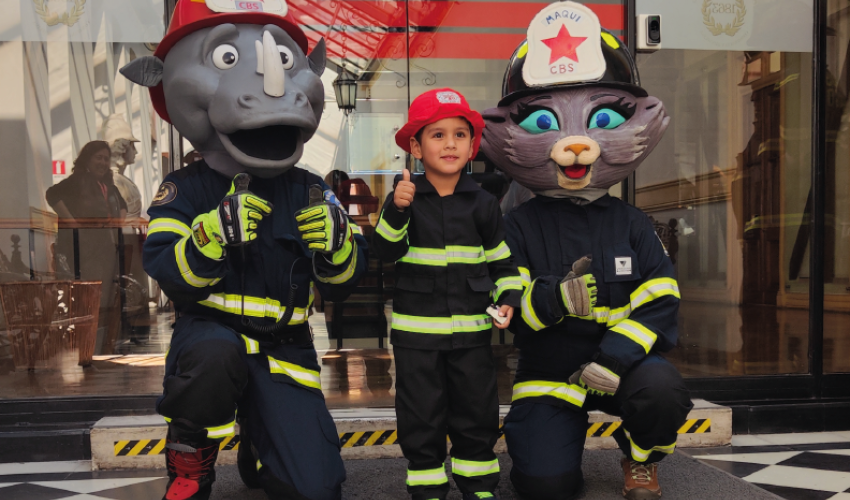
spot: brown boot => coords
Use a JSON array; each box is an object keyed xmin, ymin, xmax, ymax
[{"xmin": 621, "ymin": 457, "xmax": 661, "ymax": 500}]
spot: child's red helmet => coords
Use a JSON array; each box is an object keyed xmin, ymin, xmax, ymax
[{"xmin": 395, "ymin": 88, "xmax": 486, "ymax": 158}]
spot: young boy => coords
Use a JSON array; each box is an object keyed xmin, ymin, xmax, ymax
[{"xmin": 372, "ymin": 88, "xmax": 522, "ymax": 500}]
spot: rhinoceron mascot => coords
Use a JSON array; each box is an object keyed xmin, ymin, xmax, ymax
[
  {"xmin": 479, "ymin": 3, "xmax": 692, "ymax": 500},
  {"xmin": 121, "ymin": 2, "xmax": 366, "ymax": 499}
]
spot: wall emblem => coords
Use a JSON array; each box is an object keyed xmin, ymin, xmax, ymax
[
  {"xmin": 33, "ymin": 0, "xmax": 86, "ymax": 27},
  {"xmin": 702, "ymin": 0, "xmax": 747, "ymax": 37}
]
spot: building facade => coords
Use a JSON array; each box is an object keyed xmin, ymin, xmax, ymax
[{"xmin": 0, "ymin": 0, "xmax": 845, "ymax": 417}]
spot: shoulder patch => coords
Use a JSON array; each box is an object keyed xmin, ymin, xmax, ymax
[{"xmin": 151, "ymin": 182, "xmax": 178, "ymax": 206}]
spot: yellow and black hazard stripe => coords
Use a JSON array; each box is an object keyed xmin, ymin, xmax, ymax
[
  {"xmin": 338, "ymin": 430, "xmax": 398, "ymax": 448},
  {"xmin": 678, "ymin": 418, "xmax": 711, "ymax": 434},
  {"xmin": 114, "ymin": 419, "xmax": 713, "ymax": 456},
  {"xmin": 114, "ymin": 435, "xmax": 241, "ymax": 456}
]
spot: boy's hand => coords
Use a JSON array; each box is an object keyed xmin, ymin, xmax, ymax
[
  {"xmin": 493, "ymin": 305, "xmax": 513, "ymax": 329},
  {"xmin": 393, "ymin": 169, "xmax": 416, "ymax": 209}
]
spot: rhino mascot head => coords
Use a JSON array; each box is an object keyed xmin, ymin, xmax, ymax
[
  {"xmin": 120, "ymin": 0, "xmax": 326, "ymax": 179},
  {"xmin": 481, "ymin": 1, "xmax": 669, "ymax": 201}
]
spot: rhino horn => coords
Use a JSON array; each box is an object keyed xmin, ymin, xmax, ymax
[
  {"xmin": 263, "ymin": 30, "xmax": 285, "ymax": 97},
  {"xmin": 119, "ymin": 56, "xmax": 164, "ymax": 87},
  {"xmin": 308, "ymin": 38, "xmax": 326, "ymax": 77}
]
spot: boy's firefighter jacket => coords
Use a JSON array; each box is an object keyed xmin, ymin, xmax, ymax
[
  {"xmin": 144, "ymin": 162, "xmax": 367, "ymax": 344},
  {"xmin": 372, "ymin": 173, "xmax": 522, "ymax": 350}
]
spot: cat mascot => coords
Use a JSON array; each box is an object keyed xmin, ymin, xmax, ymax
[{"xmin": 480, "ymin": 2, "xmax": 692, "ymax": 499}]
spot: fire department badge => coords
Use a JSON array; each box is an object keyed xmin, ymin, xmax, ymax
[
  {"xmin": 522, "ymin": 1, "xmax": 605, "ymax": 88},
  {"xmin": 204, "ymin": 0, "xmax": 289, "ymax": 16},
  {"xmin": 151, "ymin": 182, "xmax": 178, "ymax": 206}
]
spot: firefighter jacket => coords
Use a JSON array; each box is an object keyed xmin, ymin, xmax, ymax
[
  {"xmin": 504, "ymin": 194, "xmax": 680, "ymax": 410},
  {"xmin": 372, "ymin": 173, "xmax": 522, "ymax": 350},
  {"xmin": 143, "ymin": 161, "xmax": 367, "ymax": 343}
]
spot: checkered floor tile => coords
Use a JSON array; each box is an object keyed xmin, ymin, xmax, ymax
[{"xmin": 0, "ymin": 465, "xmax": 166, "ymax": 500}]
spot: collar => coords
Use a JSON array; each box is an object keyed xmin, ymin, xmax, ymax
[
  {"xmin": 537, "ymin": 193, "xmax": 613, "ymax": 208},
  {"xmin": 414, "ymin": 172, "xmax": 479, "ymax": 195}
]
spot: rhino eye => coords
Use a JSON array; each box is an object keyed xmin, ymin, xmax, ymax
[
  {"xmin": 212, "ymin": 44, "xmax": 239, "ymax": 70},
  {"xmin": 518, "ymin": 110, "xmax": 560, "ymax": 134},
  {"xmin": 277, "ymin": 46, "xmax": 295, "ymax": 70},
  {"xmin": 589, "ymin": 108, "xmax": 626, "ymax": 130}
]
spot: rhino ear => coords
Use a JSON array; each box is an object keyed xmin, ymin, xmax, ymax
[
  {"xmin": 307, "ymin": 38, "xmax": 326, "ymax": 77},
  {"xmin": 119, "ymin": 56, "xmax": 164, "ymax": 87}
]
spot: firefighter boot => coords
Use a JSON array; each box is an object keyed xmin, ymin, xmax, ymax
[
  {"xmin": 236, "ymin": 417, "xmax": 261, "ymax": 489},
  {"xmin": 621, "ymin": 457, "xmax": 661, "ymax": 500},
  {"xmin": 163, "ymin": 419, "xmax": 219, "ymax": 500},
  {"xmin": 462, "ymin": 492, "xmax": 500, "ymax": 499}
]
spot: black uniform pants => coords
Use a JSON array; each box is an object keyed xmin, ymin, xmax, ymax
[
  {"xmin": 503, "ymin": 354, "xmax": 692, "ymax": 500},
  {"xmin": 394, "ymin": 345, "xmax": 500, "ymax": 500}
]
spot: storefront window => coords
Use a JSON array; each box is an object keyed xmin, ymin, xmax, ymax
[
  {"xmin": 825, "ymin": 0, "xmax": 850, "ymax": 374},
  {"xmin": 636, "ymin": 3, "xmax": 814, "ymax": 376}
]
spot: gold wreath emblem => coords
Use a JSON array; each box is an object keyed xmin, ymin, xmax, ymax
[
  {"xmin": 702, "ymin": 0, "xmax": 746, "ymax": 37},
  {"xmin": 33, "ymin": 0, "xmax": 87, "ymax": 27}
]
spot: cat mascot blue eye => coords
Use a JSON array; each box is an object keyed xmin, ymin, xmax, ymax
[
  {"xmin": 589, "ymin": 108, "xmax": 626, "ymax": 130},
  {"xmin": 519, "ymin": 110, "xmax": 560, "ymax": 134}
]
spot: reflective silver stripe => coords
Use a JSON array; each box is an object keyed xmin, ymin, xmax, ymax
[
  {"xmin": 148, "ymin": 218, "xmax": 191, "ymax": 238},
  {"xmin": 610, "ymin": 319, "xmax": 657, "ymax": 353},
  {"xmin": 451, "ymin": 458, "xmax": 500, "ymax": 477},
  {"xmin": 206, "ymin": 419, "xmax": 236, "ymax": 439},
  {"xmin": 242, "ymin": 335, "xmax": 260, "ymax": 354},
  {"xmin": 316, "ymin": 247, "xmax": 358, "ymax": 284},
  {"xmin": 268, "ymin": 357, "xmax": 321, "ymax": 390},
  {"xmin": 375, "ymin": 216, "xmax": 408, "ymax": 242},
  {"xmin": 391, "ymin": 313, "xmax": 491, "ymax": 334},
  {"xmin": 199, "ymin": 293, "xmax": 309, "ymax": 323},
  {"xmin": 446, "ymin": 245, "xmax": 485, "ymax": 264},
  {"xmin": 511, "ymin": 380, "xmax": 587, "ymax": 407},
  {"xmin": 518, "ymin": 267, "xmax": 532, "ymax": 287},
  {"xmin": 406, "ymin": 467, "xmax": 448, "ymax": 486},
  {"xmin": 399, "ymin": 246, "xmax": 486, "ymax": 266},
  {"xmin": 484, "ymin": 242, "xmax": 511, "ymax": 262},
  {"xmin": 175, "ymin": 237, "xmax": 222, "ymax": 288},
  {"xmin": 493, "ymin": 276, "xmax": 523, "ymax": 301}
]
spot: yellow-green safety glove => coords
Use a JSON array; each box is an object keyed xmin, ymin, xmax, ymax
[
  {"xmin": 294, "ymin": 188, "xmax": 354, "ymax": 265},
  {"xmin": 558, "ymin": 255, "xmax": 598, "ymax": 317},
  {"xmin": 569, "ymin": 362, "xmax": 621, "ymax": 396},
  {"xmin": 191, "ymin": 175, "xmax": 273, "ymax": 260}
]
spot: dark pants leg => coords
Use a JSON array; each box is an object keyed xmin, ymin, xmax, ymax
[
  {"xmin": 503, "ymin": 402, "xmax": 585, "ymax": 500},
  {"xmin": 243, "ymin": 344, "xmax": 345, "ymax": 500},
  {"xmin": 394, "ymin": 347, "xmax": 450, "ymax": 500},
  {"xmin": 589, "ymin": 354, "xmax": 693, "ymax": 463},
  {"xmin": 158, "ymin": 315, "xmax": 248, "ymax": 435},
  {"xmin": 446, "ymin": 346, "xmax": 500, "ymax": 495}
]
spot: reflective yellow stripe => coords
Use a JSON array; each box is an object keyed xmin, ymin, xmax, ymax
[
  {"xmin": 375, "ymin": 214, "xmax": 408, "ymax": 242},
  {"xmin": 630, "ymin": 278, "xmax": 680, "ymax": 309},
  {"xmin": 520, "ymin": 279, "xmax": 547, "ymax": 331},
  {"xmin": 175, "ymin": 237, "xmax": 222, "ymax": 288},
  {"xmin": 398, "ymin": 245, "xmax": 486, "ymax": 266},
  {"xmin": 148, "ymin": 218, "xmax": 191, "ymax": 238},
  {"xmin": 199, "ymin": 293, "xmax": 309, "ymax": 323},
  {"xmin": 610, "ymin": 319, "xmax": 657, "ymax": 353},
  {"xmin": 484, "ymin": 241, "xmax": 511, "ymax": 262},
  {"xmin": 493, "ymin": 276, "xmax": 523, "ymax": 302},
  {"xmin": 351, "ymin": 223, "xmax": 363, "ymax": 236},
  {"xmin": 451, "ymin": 458, "xmax": 500, "ymax": 477},
  {"xmin": 624, "ymin": 430, "xmax": 676, "ymax": 462},
  {"xmin": 391, "ymin": 313, "xmax": 492, "ymax": 334},
  {"xmin": 206, "ymin": 419, "xmax": 236, "ymax": 439},
  {"xmin": 268, "ymin": 357, "xmax": 321, "ymax": 390},
  {"xmin": 518, "ymin": 267, "xmax": 531, "ymax": 288},
  {"xmin": 242, "ymin": 335, "xmax": 260, "ymax": 354},
  {"xmin": 512, "ymin": 380, "xmax": 587, "ymax": 407},
  {"xmin": 406, "ymin": 467, "xmax": 448, "ymax": 486},
  {"xmin": 317, "ymin": 247, "xmax": 358, "ymax": 284}
]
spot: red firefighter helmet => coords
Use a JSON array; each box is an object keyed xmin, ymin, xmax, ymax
[{"xmin": 150, "ymin": 0, "xmax": 308, "ymax": 123}]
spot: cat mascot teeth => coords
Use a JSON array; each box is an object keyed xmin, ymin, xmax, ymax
[{"xmin": 480, "ymin": 3, "xmax": 692, "ymax": 500}]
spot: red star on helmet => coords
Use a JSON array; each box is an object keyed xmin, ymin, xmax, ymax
[{"xmin": 541, "ymin": 24, "xmax": 587, "ymax": 65}]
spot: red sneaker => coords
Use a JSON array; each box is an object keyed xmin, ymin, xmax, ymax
[{"xmin": 621, "ymin": 457, "xmax": 662, "ymax": 500}]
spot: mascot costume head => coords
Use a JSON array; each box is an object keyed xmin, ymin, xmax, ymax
[
  {"xmin": 120, "ymin": 0, "xmax": 326, "ymax": 179},
  {"xmin": 481, "ymin": 1, "xmax": 669, "ymax": 201}
]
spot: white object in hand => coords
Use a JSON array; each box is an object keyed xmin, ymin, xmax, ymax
[{"xmin": 486, "ymin": 305, "xmax": 508, "ymax": 325}]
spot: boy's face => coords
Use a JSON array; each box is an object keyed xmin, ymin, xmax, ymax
[{"xmin": 409, "ymin": 117, "xmax": 473, "ymax": 176}]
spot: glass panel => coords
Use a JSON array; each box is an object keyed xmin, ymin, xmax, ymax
[
  {"xmin": 0, "ymin": 2, "xmax": 169, "ymax": 396},
  {"xmin": 825, "ymin": 0, "xmax": 850, "ymax": 374},
  {"xmin": 636, "ymin": 48, "xmax": 813, "ymax": 376}
]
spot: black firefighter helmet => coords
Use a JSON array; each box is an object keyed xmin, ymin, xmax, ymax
[{"xmin": 500, "ymin": 28, "xmax": 646, "ymax": 106}]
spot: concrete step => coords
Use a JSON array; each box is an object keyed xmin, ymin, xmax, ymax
[{"xmin": 91, "ymin": 399, "xmax": 730, "ymax": 470}]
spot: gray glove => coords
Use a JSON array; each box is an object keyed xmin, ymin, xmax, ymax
[
  {"xmin": 558, "ymin": 256, "xmax": 597, "ymax": 317},
  {"xmin": 569, "ymin": 362, "xmax": 621, "ymax": 396}
]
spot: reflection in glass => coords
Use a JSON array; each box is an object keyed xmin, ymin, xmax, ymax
[{"xmin": 637, "ymin": 49, "xmax": 812, "ymax": 376}]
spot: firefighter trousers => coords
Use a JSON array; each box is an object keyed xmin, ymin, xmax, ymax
[
  {"xmin": 158, "ymin": 314, "xmax": 345, "ymax": 500},
  {"xmin": 394, "ymin": 345, "xmax": 501, "ymax": 500},
  {"xmin": 503, "ymin": 354, "xmax": 692, "ymax": 500}
]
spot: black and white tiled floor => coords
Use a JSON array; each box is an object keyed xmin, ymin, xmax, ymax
[
  {"xmin": 0, "ymin": 461, "xmax": 167, "ymax": 500},
  {"xmin": 689, "ymin": 431, "xmax": 850, "ymax": 500}
]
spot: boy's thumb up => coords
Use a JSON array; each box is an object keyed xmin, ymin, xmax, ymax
[{"xmin": 402, "ymin": 169, "xmax": 411, "ymax": 182}]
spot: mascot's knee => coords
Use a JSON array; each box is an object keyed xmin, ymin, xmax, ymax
[
  {"xmin": 260, "ymin": 468, "xmax": 339, "ymax": 500},
  {"xmin": 178, "ymin": 339, "xmax": 247, "ymax": 389},
  {"xmin": 511, "ymin": 466, "xmax": 582, "ymax": 500}
]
